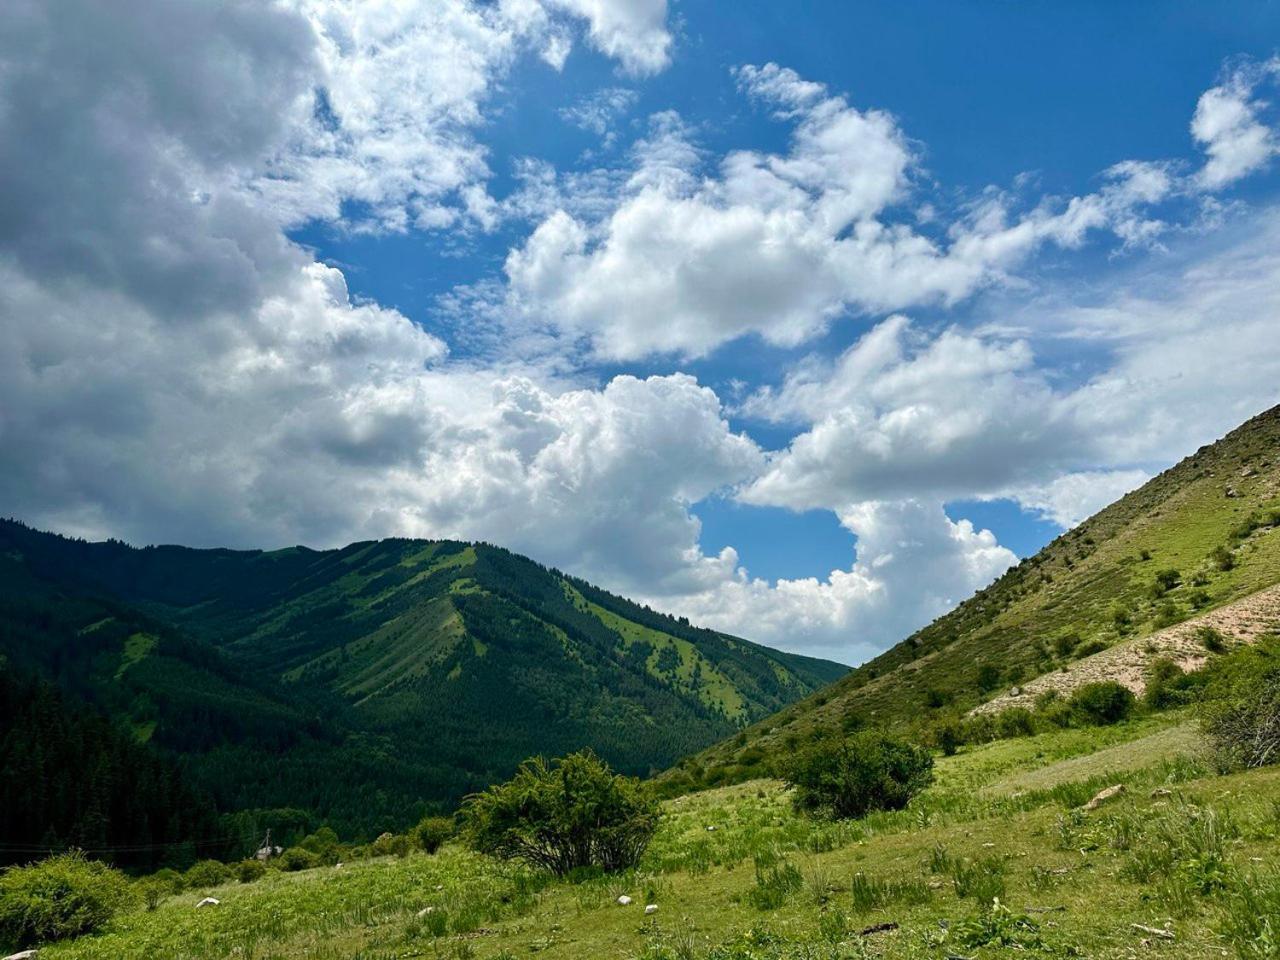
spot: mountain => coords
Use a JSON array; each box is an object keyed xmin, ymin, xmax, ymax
[
  {"xmin": 669, "ymin": 404, "xmax": 1280, "ymax": 791},
  {"xmin": 0, "ymin": 522, "xmax": 846, "ymax": 837}
]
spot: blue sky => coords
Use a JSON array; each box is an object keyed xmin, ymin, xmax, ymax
[{"xmin": 3, "ymin": 0, "xmax": 1280, "ymax": 662}]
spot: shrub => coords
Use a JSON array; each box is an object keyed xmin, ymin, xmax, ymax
[
  {"xmin": 1144, "ymin": 658, "xmax": 1186, "ymax": 709},
  {"xmin": 976, "ymin": 663, "xmax": 1002, "ymax": 692},
  {"xmin": 1196, "ymin": 625, "xmax": 1228, "ymax": 653},
  {"xmin": 995, "ymin": 708, "xmax": 1034, "ymax": 739},
  {"xmin": 1052, "ymin": 633, "xmax": 1079, "ymax": 658},
  {"xmin": 1074, "ymin": 639, "xmax": 1108, "ymax": 659},
  {"xmin": 1202, "ymin": 641, "xmax": 1280, "ymax": 770},
  {"xmin": 183, "ymin": 859, "xmax": 232, "ymax": 889},
  {"xmin": 0, "ymin": 852, "xmax": 133, "ymax": 948},
  {"xmin": 234, "ymin": 859, "xmax": 267, "ymax": 884},
  {"xmin": 931, "ymin": 721, "xmax": 961, "ymax": 757},
  {"xmin": 1070, "ymin": 681, "xmax": 1135, "ymax": 725},
  {"xmin": 149, "ymin": 868, "xmax": 183, "ymax": 893},
  {"xmin": 279, "ymin": 847, "xmax": 320, "ymax": 872},
  {"xmin": 781, "ymin": 731, "xmax": 933, "ymax": 820},
  {"xmin": 1152, "ymin": 568, "xmax": 1182, "ymax": 595},
  {"xmin": 461, "ymin": 750, "xmax": 660, "ymax": 876},
  {"xmin": 1210, "ymin": 545, "xmax": 1235, "ymax": 571},
  {"xmin": 414, "ymin": 816, "xmax": 455, "ymax": 854},
  {"xmin": 371, "ymin": 833, "xmax": 409, "ymax": 858}
]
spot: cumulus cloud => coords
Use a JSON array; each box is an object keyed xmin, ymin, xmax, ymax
[
  {"xmin": 647, "ymin": 499, "xmax": 1016, "ymax": 658},
  {"xmin": 742, "ymin": 211, "xmax": 1280, "ymax": 530},
  {"xmin": 497, "ymin": 61, "xmax": 1266, "ymax": 361},
  {"xmin": 1192, "ymin": 57, "xmax": 1280, "ymax": 190}
]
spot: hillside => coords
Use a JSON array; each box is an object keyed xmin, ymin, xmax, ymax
[
  {"xmin": 0, "ymin": 521, "xmax": 845, "ymax": 837},
  {"xmin": 671, "ymin": 404, "xmax": 1280, "ymax": 790},
  {"xmin": 38, "ymin": 708, "xmax": 1280, "ymax": 960}
]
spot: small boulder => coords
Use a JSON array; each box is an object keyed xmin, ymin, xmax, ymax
[
  {"xmin": 1083, "ymin": 784, "xmax": 1125, "ymax": 811},
  {"xmin": 417, "ymin": 907, "xmax": 435, "ymax": 918},
  {"xmin": 1009, "ymin": 686, "xmax": 1022, "ymax": 698},
  {"xmin": 1150, "ymin": 787, "xmax": 1173, "ymax": 799},
  {"xmin": 196, "ymin": 897, "xmax": 220, "ymax": 908},
  {"xmin": 4, "ymin": 951, "xmax": 40, "ymax": 960},
  {"xmin": 617, "ymin": 895, "xmax": 633, "ymax": 906},
  {"xmin": 644, "ymin": 904, "xmax": 658, "ymax": 915}
]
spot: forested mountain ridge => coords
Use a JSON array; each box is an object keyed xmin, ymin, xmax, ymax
[
  {"xmin": 0, "ymin": 521, "xmax": 846, "ymax": 839},
  {"xmin": 670, "ymin": 404, "xmax": 1280, "ymax": 791}
]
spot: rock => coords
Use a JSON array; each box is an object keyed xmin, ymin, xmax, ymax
[
  {"xmin": 1226, "ymin": 486, "xmax": 1239, "ymax": 498},
  {"xmin": 644, "ymin": 904, "xmax": 658, "ymax": 915},
  {"xmin": 4, "ymin": 951, "xmax": 40, "ymax": 960},
  {"xmin": 1150, "ymin": 788, "xmax": 1173, "ymax": 799},
  {"xmin": 1083, "ymin": 784, "xmax": 1125, "ymax": 811},
  {"xmin": 705, "ymin": 825, "xmax": 717, "ymax": 832},
  {"xmin": 1009, "ymin": 686, "xmax": 1022, "ymax": 697},
  {"xmin": 417, "ymin": 907, "xmax": 435, "ymax": 917},
  {"xmin": 196, "ymin": 897, "xmax": 220, "ymax": 908},
  {"xmin": 617, "ymin": 895, "xmax": 633, "ymax": 906}
]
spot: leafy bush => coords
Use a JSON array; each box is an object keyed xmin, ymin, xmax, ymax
[
  {"xmin": 414, "ymin": 816, "xmax": 455, "ymax": 854},
  {"xmin": 1210, "ymin": 545, "xmax": 1236, "ymax": 571},
  {"xmin": 234, "ymin": 859, "xmax": 267, "ymax": 883},
  {"xmin": 1197, "ymin": 625, "xmax": 1228, "ymax": 653},
  {"xmin": 781, "ymin": 731, "xmax": 933, "ymax": 820},
  {"xmin": 461, "ymin": 750, "xmax": 660, "ymax": 875},
  {"xmin": 0, "ymin": 852, "xmax": 133, "ymax": 948},
  {"xmin": 1151, "ymin": 568, "xmax": 1182, "ymax": 596},
  {"xmin": 279, "ymin": 846, "xmax": 320, "ymax": 871},
  {"xmin": 1074, "ymin": 639, "xmax": 1108, "ymax": 659},
  {"xmin": 995, "ymin": 707, "xmax": 1034, "ymax": 739},
  {"xmin": 1069, "ymin": 682, "xmax": 1135, "ymax": 725},
  {"xmin": 975, "ymin": 663, "xmax": 1002, "ymax": 692},
  {"xmin": 1202, "ymin": 640, "xmax": 1280, "ymax": 770},
  {"xmin": 134, "ymin": 877, "xmax": 167, "ymax": 912},
  {"xmin": 371, "ymin": 832, "xmax": 410, "ymax": 858},
  {"xmin": 183, "ymin": 859, "xmax": 232, "ymax": 888}
]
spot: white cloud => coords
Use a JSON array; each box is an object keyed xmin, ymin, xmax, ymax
[
  {"xmin": 1006, "ymin": 470, "xmax": 1151, "ymax": 529},
  {"xmin": 559, "ymin": 87, "xmax": 639, "ymax": 144},
  {"xmin": 648, "ymin": 499, "xmax": 1016, "ymax": 658},
  {"xmin": 499, "ymin": 59, "xmax": 1280, "ymax": 362},
  {"xmin": 543, "ymin": 0, "xmax": 671, "ymax": 76},
  {"xmin": 742, "ymin": 209, "xmax": 1280, "ymax": 536},
  {"xmin": 1192, "ymin": 58, "xmax": 1280, "ymax": 190}
]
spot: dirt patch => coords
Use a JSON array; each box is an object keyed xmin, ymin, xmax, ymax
[{"xmin": 971, "ymin": 582, "xmax": 1280, "ymax": 716}]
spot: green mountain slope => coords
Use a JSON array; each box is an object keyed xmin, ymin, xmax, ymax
[
  {"xmin": 670, "ymin": 403, "xmax": 1280, "ymax": 790},
  {"xmin": 0, "ymin": 522, "xmax": 845, "ymax": 835}
]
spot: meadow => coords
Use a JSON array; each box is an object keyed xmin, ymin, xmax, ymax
[{"xmin": 39, "ymin": 710, "xmax": 1280, "ymax": 960}]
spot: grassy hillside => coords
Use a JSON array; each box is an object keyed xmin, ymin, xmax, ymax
[
  {"xmin": 37, "ymin": 709, "xmax": 1280, "ymax": 960},
  {"xmin": 673, "ymin": 404, "xmax": 1280, "ymax": 789},
  {"xmin": 0, "ymin": 522, "xmax": 845, "ymax": 836}
]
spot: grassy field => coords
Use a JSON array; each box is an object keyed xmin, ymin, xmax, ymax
[{"xmin": 43, "ymin": 713, "xmax": 1280, "ymax": 960}]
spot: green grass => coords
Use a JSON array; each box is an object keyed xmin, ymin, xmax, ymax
[{"xmin": 40, "ymin": 717, "xmax": 1280, "ymax": 960}]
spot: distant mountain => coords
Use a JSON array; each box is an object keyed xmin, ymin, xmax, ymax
[
  {"xmin": 0, "ymin": 522, "xmax": 846, "ymax": 837},
  {"xmin": 670, "ymin": 404, "xmax": 1280, "ymax": 791}
]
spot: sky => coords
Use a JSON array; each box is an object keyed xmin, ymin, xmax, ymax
[{"xmin": 2, "ymin": 1, "xmax": 1280, "ymax": 665}]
